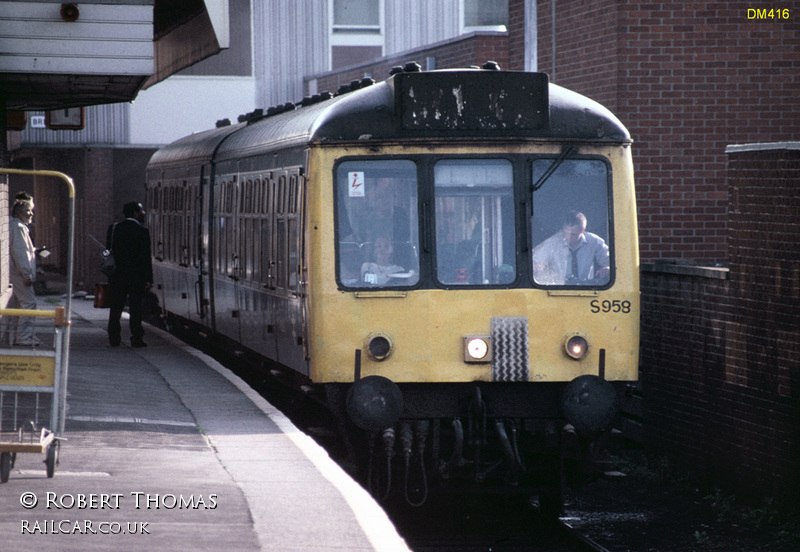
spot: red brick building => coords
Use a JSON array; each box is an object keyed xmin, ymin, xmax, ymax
[
  {"xmin": 532, "ymin": 0, "xmax": 800, "ymax": 264},
  {"xmin": 529, "ymin": 1, "xmax": 799, "ymax": 503},
  {"xmin": 641, "ymin": 143, "xmax": 799, "ymax": 504}
]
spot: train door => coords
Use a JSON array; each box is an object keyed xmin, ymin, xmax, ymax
[
  {"xmin": 169, "ymin": 177, "xmax": 196, "ymax": 322},
  {"xmin": 202, "ymin": 166, "xmax": 217, "ymax": 330},
  {"xmin": 150, "ymin": 171, "xmax": 197, "ymax": 323},
  {"xmin": 256, "ymin": 173, "xmax": 279, "ymax": 360},
  {"xmin": 235, "ymin": 173, "xmax": 276, "ymax": 359},
  {"xmin": 211, "ymin": 171, "xmax": 242, "ymax": 344},
  {"xmin": 273, "ymin": 168, "xmax": 307, "ymax": 374},
  {"xmin": 189, "ymin": 167, "xmax": 210, "ymax": 327},
  {"xmin": 179, "ymin": 178, "xmax": 195, "ymax": 321}
]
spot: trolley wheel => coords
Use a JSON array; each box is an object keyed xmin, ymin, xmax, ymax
[
  {"xmin": 45, "ymin": 443, "xmax": 58, "ymax": 478},
  {"xmin": 1, "ymin": 452, "xmax": 11, "ymax": 483}
]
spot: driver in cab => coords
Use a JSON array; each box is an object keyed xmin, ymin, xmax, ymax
[{"xmin": 532, "ymin": 210, "xmax": 610, "ymax": 285}]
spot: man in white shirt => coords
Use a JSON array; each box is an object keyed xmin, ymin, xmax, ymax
[
  {"xmin": 532, "ymin": 211, "xmax": 610, "ymax": 286},
  {"xmin": 9, "ymin": 197, "xmax": 39, "ymax": 345}
]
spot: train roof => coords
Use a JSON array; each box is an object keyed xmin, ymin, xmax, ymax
[
  {"xmin": 147, "ymin": 122, "xmax": 244, "ymax": 169},
  {"xmin": 149, "ymin": 68, "xmax": 631, "ymax": 170}
]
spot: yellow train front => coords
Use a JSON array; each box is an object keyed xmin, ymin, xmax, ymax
[
  {"xmin": 307, "ymin": 68, "xmax": 639, "ymax": 513},
  {"xmin": 146, "ymin": 64, "xmax": 639, "ymax": 516}
]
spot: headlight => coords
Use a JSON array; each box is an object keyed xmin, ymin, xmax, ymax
[
  {"xmin": 365, "ymin": 333, "xmax": 393, "ymax": 361},
  {"xmin": 564, "ymin": 334, "xmax": 589, "ymax": 360},
  {"xmin": 464, "ymin": 336, "xmax": 492, "ymax": 363}
]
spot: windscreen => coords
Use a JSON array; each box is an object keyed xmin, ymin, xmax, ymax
[
  {"xmin": 434, "ymin": 159, "xmax": 516, "ymax": 286},
  {"xmin": 530, "ymin": 159, "xmax": 611, "ymax": 287},
  {"xmin": 335, "ymin": 160, "xmax": 420, "ymax": 288}
]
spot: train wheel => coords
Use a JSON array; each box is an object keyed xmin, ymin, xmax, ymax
[{"xmin": 0, "ymin": 452, "xmax": 11, "ymax": 483}]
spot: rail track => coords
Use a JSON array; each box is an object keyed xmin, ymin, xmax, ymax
[
  {"xmin": 552, "ymin": 515, "xmax": 614, "ymax": 552},
  {"xmin": 381, "ymin": 490, "xmax": 616, "ymax": 552}
]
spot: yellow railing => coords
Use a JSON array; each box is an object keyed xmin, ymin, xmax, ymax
[{"xmin": 0, "ymin": 307, "xmax": 69, "ymax": 326}]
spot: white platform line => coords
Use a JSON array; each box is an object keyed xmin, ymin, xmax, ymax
[
  {"xmin": 151, "ymin": 327, "xmax": 412, "ymax": 552},
  {"xmin": 68, "ymin": 415, "xmax": 196, "ymax": 428}
]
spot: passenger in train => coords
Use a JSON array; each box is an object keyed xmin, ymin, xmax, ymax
[
  {"xmin": 532, "ymin": 210, "xmax": 610, "ymax": 285},
  {"xmin": 351, "ymin": 178, "xmax": 410, "ymax": 245},
  {"xmin": 360, "ymin": 235, "xmax": 406, "ymax": 285},
  {"xmin": 8, "ymin": 195, "xmax": 39, "ymax": 345},
  {"xmin": 106, "ymin": 202, "xmax": 153, "ymax": 347}
]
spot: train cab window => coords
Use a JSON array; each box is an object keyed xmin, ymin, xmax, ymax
[
  {"xmin": 335, "ymin": 160, "xmax": 419, "ymax": 288},
  {"xmin": 433, "ymin": 159, "xmax": 516, "ymax": 286},
  {"xmin": 530, "ymin": 158, "xmax": 612, "ymax": 287}
]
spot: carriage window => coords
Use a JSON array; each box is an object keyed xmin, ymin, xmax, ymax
[
  {"xmin": 530, "ymin": 159, "xmax": 611, "ymax": 287},
  {"xmin": 336, "ymin": 160, "xmax": 419, "ymax": 288},
  {"xmin": 434, "ymin": 159, "xmax": 516, "ymax": 286}
]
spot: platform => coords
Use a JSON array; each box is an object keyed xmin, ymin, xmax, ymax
[{"xmin": 0, "ymin": 297, "xmax": 410, "ymax": 552}]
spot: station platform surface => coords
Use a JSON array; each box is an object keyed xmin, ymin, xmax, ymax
[{"xmin": 0, "ymin": 297, "xmax": 411, "ymax": 552}]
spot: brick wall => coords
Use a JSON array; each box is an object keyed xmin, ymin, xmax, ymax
[
  {"xmin": 534, "ymin": 0, "xmax": 620, "ymax": 109},
  {"xmin": 1, "ymin": 109, "xmax": 11, "ymax": 307},
  {"xmin": 535, "ymin": 1, "xmax": 800, "ymax": 264},
  {"xmin": 83, "ymin": 147, "xmax": 115, "ymax": 288},
  {"xmin": 640, "ymin": 144, "xmax": 800, "ymax": 505},
  {"xmin": 0, "ymin": 173, "xmax": 9, "ymax": 309},
  {"xmin": 507, "ymin": 0, "xmax": 526, "ymax": 71}
]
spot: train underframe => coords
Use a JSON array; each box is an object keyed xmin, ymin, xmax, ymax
[{"xmin": 326, "ymin": 379, "xmax": 631, "ymax": 517}]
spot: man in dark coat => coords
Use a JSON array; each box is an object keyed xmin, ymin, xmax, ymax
[{"xmin": 106, "ymin": 202, "xmax": 153, "ymax": 347}]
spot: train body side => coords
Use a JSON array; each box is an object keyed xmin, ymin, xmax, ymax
[{"xmin": 146, "ymin": 124, "xmax": 308, "ymax": 374}]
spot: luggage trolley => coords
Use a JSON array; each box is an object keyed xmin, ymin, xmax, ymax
[{"xmin": 0, "ymin": 169, "xmax": 75, "ymax": 482}]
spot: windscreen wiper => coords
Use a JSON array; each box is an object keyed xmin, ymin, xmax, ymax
[{"xmin": 531, "ymin": 145, "xmax": 576, "ymax": 192}]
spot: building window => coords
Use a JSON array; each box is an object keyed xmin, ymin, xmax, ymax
[
  {"xmin": 333, "ymin": 0, "xmax": 380, "ymax": 31},
  {"xmin": 463, "ymin": 0, "xmax": 508, "ymax": 32},
  {"xmin": 330, "ymin": 0, "xmax": 383, "ymax": 70}
]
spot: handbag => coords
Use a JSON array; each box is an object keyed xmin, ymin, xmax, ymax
[
  {"xmin": 94, "ymin": 283, "xmax": 109, "ymax": 308},
  {"xmin": 100, "ymin": 223, "xmax": 117, "ymax": 277}
]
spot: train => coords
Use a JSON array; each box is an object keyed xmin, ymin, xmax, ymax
[{"xmin": 145, "ymin": 62, "xmax": 639, "ymax": 517}]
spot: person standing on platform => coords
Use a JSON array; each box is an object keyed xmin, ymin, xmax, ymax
[
  {"xmin": 9, "ymin": 196, "xmax": 39, "ymax": 346},
  {"xmin": 107, "ymin": 201, "xmax": 153, "ymax": 347}
]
